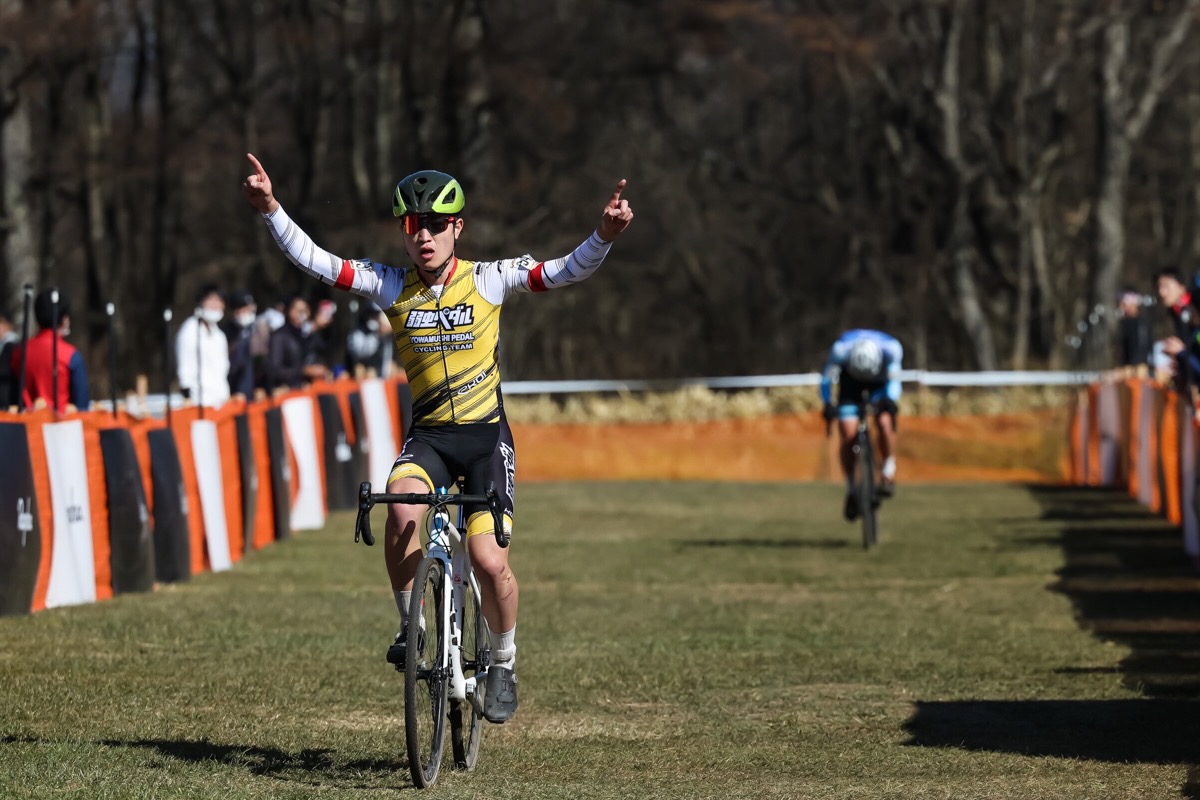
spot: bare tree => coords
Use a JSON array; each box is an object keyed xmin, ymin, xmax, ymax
[{"xmin": 1087, "ymin": 0, "xmax": 1198, "ymax": 366}]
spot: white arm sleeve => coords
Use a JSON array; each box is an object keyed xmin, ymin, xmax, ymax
[
  {"xmin": 261, "ymin": 205, "xmax": 406, "ymax": 309},
  {"xmin": 472, "ymin": 231, "xmax": 613, "ymax": 304}
]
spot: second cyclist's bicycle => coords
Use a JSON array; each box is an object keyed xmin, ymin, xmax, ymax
[
  {"xmin": 828, "ymin": 392, "xmax": 882, "ymax": 549},
  {"xmin": 354, "ymin": 479, "xmax": 508, "ymax": 788}
]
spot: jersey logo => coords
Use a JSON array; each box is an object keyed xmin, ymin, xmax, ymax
[{"xmin": 405, "ymin": 303, "xmax": 475, "ymax": 330}]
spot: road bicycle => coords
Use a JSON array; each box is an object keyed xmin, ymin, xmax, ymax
[
  {"xmin": 354, "ymin": 479, "xmax": 508, "ymax": 788},
  {"xmin": 828, "ymin": 391, "xmax": 882, "ymax": 549},
  {"xmin": 852, "ymin": 395, "xmax": 880, "ymax": 550}
]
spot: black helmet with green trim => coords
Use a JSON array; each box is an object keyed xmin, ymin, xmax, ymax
[{"xmin": 392, "ymin": 170, "xmax": 465, "ymax": 216}]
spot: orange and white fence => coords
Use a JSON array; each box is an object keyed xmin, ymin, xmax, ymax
[
  {"xmin": 0, "ymin": 376, "xmax": 412, "ymax": 616},
  {"xmin": 1069, "ymin": 378, "xmax": 1200, "ymax": 559}
]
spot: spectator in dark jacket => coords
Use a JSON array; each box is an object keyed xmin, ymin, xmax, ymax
[
  {"xmin": 221, "ymin": 290, "xmax": 258, "ymax": 398},
  {"xmin": 1155, "ymin": 267, "xmax": 1200, "ymax": 387},
  {"xmin": 346, "ymin": 300, "xmax": 390, "ymax": 378},
  {"xmin": 1117, "ymin": 288, "xmax": 1153, "ymax": 370},
  {"xmin": 267, "ymin": 295, "xmax": 327, "ymax": 390}
]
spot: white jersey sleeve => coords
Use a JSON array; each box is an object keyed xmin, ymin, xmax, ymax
[
  {"xmin": 261, "ymin": 205, "xmax": 406, "ymax": 309},
  {"xmin": 471, "ymin": 231, "xmax": 613, "ymax": 304}
]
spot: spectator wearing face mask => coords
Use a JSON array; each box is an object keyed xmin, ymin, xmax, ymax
[
  {"xmin": 346, "ymin": 300, "xmax": 390, "ymax": 378},
  {"xmin": 267, "ymin": 294, "xmax": 328, "ymax": 391},
  {"xmin": 9, "ymin": 288, "xmax": 90, "ymax": 411},
  {"xmin": 176, "ymin": 284, "xmax": 231, "ymax": 408},
  {"xmin": 221, "ymin": 290, "xmax": 258, "ymax": 398}
]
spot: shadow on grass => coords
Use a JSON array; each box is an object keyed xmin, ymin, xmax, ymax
[
  {"xmin": 904, "ymin": 485, "xmax": 1200, "ymax": 792},
  {"xmin": 678, "ymin": 538, "xmax": 850, "ymax": 550},
  {"xmin": 0, "ymin": 734, "xmax": 409, "ymax": 791},
  {"xmin": 904, "ymin": 698, "xmax": 1200, "ymax": 764},
  {"xmin": 1033, "ymin": 485, "xmax": 1200, "ymax": 699}
]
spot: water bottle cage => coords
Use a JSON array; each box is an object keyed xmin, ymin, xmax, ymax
[{"xmin": 428, "ymin": 509, "xmax": 451, "ymax": 549}]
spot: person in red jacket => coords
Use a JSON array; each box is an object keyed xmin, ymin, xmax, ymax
[{"xmin": 9, "ymin": 289, "xmax": 90, "ymax": 411}]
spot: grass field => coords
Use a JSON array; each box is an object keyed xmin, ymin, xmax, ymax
[{"xmin": 3, "ymin": 482, "xmax": 1199, "ymax": 799}]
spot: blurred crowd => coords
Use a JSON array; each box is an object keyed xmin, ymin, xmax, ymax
[
  {"xmin": 0, "ymin": 286, "xmax": 395, "ymax": 413},
  {"xmin": 175, "ymin": 285, "xmax": 395, "ymax": 408},
  {"xmin": 1115, "ymin": 267, "xmax": 1200, "ymax": 389}
]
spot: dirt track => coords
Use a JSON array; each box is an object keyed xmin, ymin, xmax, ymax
[{"xmin": 511, "ymin": 410, "xmax": 1068, "ymax": 483}]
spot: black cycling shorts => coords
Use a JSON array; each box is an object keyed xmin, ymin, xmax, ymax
[{"xmin": 388, "ymin": 418, "xmax": 516, "ymax": 539}]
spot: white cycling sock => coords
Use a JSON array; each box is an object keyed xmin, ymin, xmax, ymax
[
  {"xmin": 490, "ymin": 626, "xmax": 517, "ymax": 668},
  {"xmin": 882, "ymin": 457, "xmax": 897, "ymax": 480},
  {"xmin": 394, "ymin": 590, "xmax": 411, "ymax": 625}
]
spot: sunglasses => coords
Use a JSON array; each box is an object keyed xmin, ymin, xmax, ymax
[{"xmin": 402, "ymin": 214, "xmax": 456, "ymax": 235}]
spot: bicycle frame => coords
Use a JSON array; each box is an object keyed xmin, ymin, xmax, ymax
[{"xmin": 424, "ymin": 506, "xmax": 487, "ymax": 704}]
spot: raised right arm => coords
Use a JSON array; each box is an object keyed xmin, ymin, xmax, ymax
[{"xmin": 243, "ymin": 153, "xmax": 405, "ymax": 309}]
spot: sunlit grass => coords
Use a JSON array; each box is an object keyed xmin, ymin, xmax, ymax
[{"xmin": 0, "ymin": 482, "xmax": 1191, "ymax": 799}]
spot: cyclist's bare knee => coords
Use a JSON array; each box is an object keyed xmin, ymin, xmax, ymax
[
  {"xmin": 386, "ymin": 477, "xmax": 428, "ymax": 534},
  {"xmin": 470, "ymin": 539, "xmax": 514, "ymax": 584}
]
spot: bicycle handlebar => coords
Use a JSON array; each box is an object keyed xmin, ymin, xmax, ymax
[{"xmin": 354, "ymin": 481, "xmax": 509, "ymax": 549}]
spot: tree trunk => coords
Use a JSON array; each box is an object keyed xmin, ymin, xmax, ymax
[
  {"xmin": 936, "ymin": 0, "xmax": 997, "ymax": 370},
  {"xmin": 1, "ymin": 87, "xmax": 36, "ymax": 313}
]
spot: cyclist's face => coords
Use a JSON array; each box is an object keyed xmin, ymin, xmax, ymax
[{"xmin": 403, "ymin": 214, "xmax": 462, "ymax": 271}]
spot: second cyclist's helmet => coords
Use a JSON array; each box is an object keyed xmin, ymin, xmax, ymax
[
  {"xmin": 392, "ymin": 170, "xmax": 465, "ymax": 217},
  {"xmin": 846, "ymin": 338, "xmax": 884, "ymax": 381}
]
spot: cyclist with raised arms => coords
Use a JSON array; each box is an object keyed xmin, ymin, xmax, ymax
[
  {"xmin": 242, "ymin": 154, "xmax": 633, "ymax": 723},
  {"xmin": 820, "ymin": 329, "xmax": 903, "ymax": 521}
]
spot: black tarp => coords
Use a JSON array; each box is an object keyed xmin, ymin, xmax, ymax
[
  {"xmin": 348, "ymin": 392, "xmax": 371, "ymax": 484},
  {"xmin": 317, "ymin": 394, "xmax": 355, "ymax": 510},
  {"xmin": 0, "ymin": 422, "xmax": 41, "ymax": 616},
  {"xmin": 265, "ymin": 407, "xmax": 291, "ymax": 541},
  {"xmin": 147, "ymin": 428, "xmax": 191, "ymax": 583},
  {"xmin": 234, "ymin": 413, "xmax": 258, "ymax": 555},
  {"xmin": 100, "ymin": 428, "xmax": 155, "ymax": 594}
]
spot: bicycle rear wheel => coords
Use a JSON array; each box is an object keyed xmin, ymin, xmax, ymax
[
  {"xmin": 405, "ymin": 556, "xmax": 448, "ymax": 788},
  {"xmin": 857, "ymin": 431, "xmax": 878, "ymax": 549},
  {"xmin": 450, "ymin": 579, "xmax": 487, "ymax": 770}
]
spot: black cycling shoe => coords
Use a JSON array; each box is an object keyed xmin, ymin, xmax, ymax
[
  {"xmin": 843, "ymin": 494, "xmax": 860, "ymax": 522},
  {"xmin": 482, "ymin": 666, "xmax": 518, "ymax": 723},
  {"xmin": 385, "ymin": 625, "xmax": 425, "ymax": 668},
  {"xmin": 877, "ymin": 477, "xmax": 896, "ymax": 499}
]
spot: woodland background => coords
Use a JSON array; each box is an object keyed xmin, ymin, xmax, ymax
[{"xmin": 4, "ymin": 0, "xmax": 1200, "ymax": 396}]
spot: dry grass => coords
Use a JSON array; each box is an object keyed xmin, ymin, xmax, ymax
[
  {"xmin": 2, "ymin": 482, "xmax": 1195, "ymax": 798},
  {"xmin": 503, "ymin": 385, "xmax": 1075, "ymax": 424}
]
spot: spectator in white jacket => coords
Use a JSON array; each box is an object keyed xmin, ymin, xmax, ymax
[{"xmin": 176, "ymin": 284, "xmax": 231, "ymax": 408}]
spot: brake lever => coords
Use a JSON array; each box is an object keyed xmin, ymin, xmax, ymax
[
  {"xmin": 355, "ymin": 481, "xmax": 375, "ymax": 546},
  {"xmin": 485, "ymin": 481, "xmax": 509, "ymax": 549}
]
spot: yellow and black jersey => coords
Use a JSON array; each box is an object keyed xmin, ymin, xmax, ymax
[
  {"xmin": 384, "ymin": 259, "xmax": 508, "ymax": 425},
  {"xmin": 261, "ymin": 204, "xmax": 614, "ymax": 426}
]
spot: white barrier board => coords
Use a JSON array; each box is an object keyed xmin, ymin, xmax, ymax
[
  {"xmin": 281, "ymin": 397, "xmax": 326, "ymax": 530},
  {"xmin": 360, "ymin": 379, "xmax": 397, "ymax": 490},
  {"xmin": 42, "ymin": 420, "xmax": 96, "ymax": 608},
  {"xmin": 191, "ymin": 420, "xmax": 232, "ymax": 572}
]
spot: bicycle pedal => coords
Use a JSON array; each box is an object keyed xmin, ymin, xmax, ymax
[{"xmin": 470, "ymin": 681, "xmax": 487, "ymax": 718}]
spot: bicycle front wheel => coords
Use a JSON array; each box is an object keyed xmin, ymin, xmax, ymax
[
  {"xmin": 857, "ymin": 432, "xmax": 878, "ymax": 550},
  {"xmin": 450, "ymin": 578, "xmax": 487, "ymax": 771},
  {"xmin": 406, "ymin": 556, "xmax": 448, "ymax": 788}
]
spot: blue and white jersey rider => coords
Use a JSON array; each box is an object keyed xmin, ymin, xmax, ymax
[{"xmin": 820, "ymin": 329, "xmax": 903, "ymax": 419}]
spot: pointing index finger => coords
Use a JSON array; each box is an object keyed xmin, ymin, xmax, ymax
[
  {"xmin": 246, "ymin": 152, "xmax": 266, "ymax": 179},
  {"xmin": 608, "ymin": 179, "xmax": 627, "ymax": 208}
]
